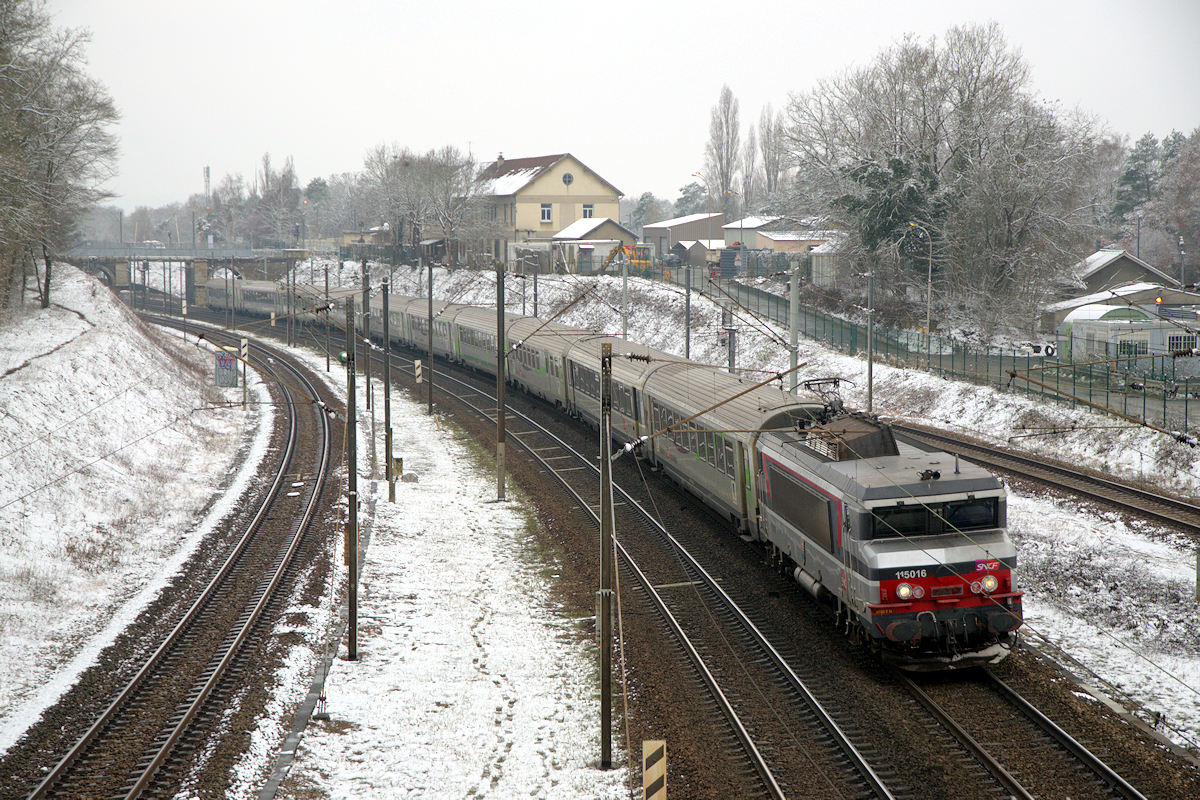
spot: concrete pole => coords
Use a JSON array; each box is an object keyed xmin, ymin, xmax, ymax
[
  {"xmin": 789, "ymin": 262, "xmax": 800, "ymax": 391},
  {"xmin": 426, "ymin": 254, "xmax": 434, "ymax": 416},
  {"xmin": 533, "ymin": 264, "xmax": 539, "ymax": 317},
  {"xmin": 383, "ymin": 278, "xmax": 394, "ymax": 503},
  {"xmin": 685, "ymin": 263, "xmax": 692, "ymax": 360},
  {"xmin": 598, "ymin": 342, "xmax": 614, "ymax": 769},
  {"xmin": 622, "ymin": 257, "xmax": 628, "ymax": 341},
  {"xmin": 324, "ymin": 265, "xmax": 330, "ymax": 373},
  {"xmin": 496, "ymin": 261, "xmax": 506, "ymax": 501},
  {"xmin": 345, "ymin": 298, "xmax": 358, "ymax": 661},
  {"xmin": 362, "ymin": 261, "xmax": 371, "ymax": 412},
  {"xmin": 867, "ymin": 270, "xmax": 875, "ymax": 413}
]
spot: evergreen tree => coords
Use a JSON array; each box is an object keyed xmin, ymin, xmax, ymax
[{"xmin": 1112, "ymin": 132, "xmax": 1161, "ymax": 219}]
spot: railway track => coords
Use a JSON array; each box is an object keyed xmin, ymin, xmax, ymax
[
  {"xmin": 895, "ymin": 668, "xmax": 1149, "ymax": 800},
  {"xmin": 27, "ymin": 323, "xmax": 332, "ymax": 799},
  {"xmin": 366, "ymin": 341, "xmax": 897, "ymax": 799},
  {"xmin": 892, "ymin": 422, "xmax": 1200, "ymax": 534}
]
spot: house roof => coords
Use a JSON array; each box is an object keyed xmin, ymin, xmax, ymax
[
  {"xmin": 478, "ymin": 153, "xmax": 622, "ymax": 197},
  {"xmin": 758, "ymin": 229, "xmax": 837, "ymax": 242},
  {"xmin": 552, "ymin": 217, "xmax": 635, "ymax": 240},
  {"xmin": 1045, "ymin": 282, "xmax": 1165, "ymax": 313},
  {"xmin": 642, "ymin": 212, "xmax": 723, "ymax": 230},
  {"xmin": 722, "ymin": 215, "xmax": 780, "ymax": 230},
  {"xmin": 1075, "ymin": 248, "xmax": 1179, "ymax": 286}
]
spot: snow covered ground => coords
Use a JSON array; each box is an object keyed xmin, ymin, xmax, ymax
[
  {"xmin": 0, "ymin": 266, "xmax": 272, "ymax": 755},
  {"xmin": 301, "ymin": 258, "xmax": 1200, "ymax": 755},
  {"xmin": 264, "ymin": 354, "xmax": 628, "ymax": 799}
]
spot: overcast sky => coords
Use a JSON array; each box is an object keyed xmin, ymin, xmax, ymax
[{"xmin": 50, "ymin": 0, "xmax": 1200, "ymax": 213}]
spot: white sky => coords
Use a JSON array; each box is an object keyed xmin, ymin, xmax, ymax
[{"xmin": 49, "ymin": 0, "xmax": 1200, "ymax": 212}]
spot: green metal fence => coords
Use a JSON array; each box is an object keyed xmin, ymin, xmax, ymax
[{"xmin": 650, "ymin": 267, "xmax": 1198, "ymax": 435}]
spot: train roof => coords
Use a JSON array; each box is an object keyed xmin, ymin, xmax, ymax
[
  {"xmin": 564, "ymin": 336, "xmax": 669, "ymax": 387},
  {"xmin": 506, "ymin": 316, "xmax": 596, "ymax": 355},
  {"xmin": 644, "ymin": 361, "xmax": 828, "ymax": 438},
  {"xmin": 762, "ymin": 425, "xmax": 1003, "ymax": 502}
]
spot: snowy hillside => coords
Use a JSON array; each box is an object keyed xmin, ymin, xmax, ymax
[{"xmin": 0, "ymin": 265, "xmax": 271, "ymax": 754}]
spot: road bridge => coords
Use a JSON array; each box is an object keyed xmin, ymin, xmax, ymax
[{"xmin": 63, "ymin": 244, "xmax": 310, "ymax": 294}]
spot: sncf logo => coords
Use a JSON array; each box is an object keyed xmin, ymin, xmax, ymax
[{"xmin": 976, "ymin": 560, "xmax": 1000, "ymax": 572}]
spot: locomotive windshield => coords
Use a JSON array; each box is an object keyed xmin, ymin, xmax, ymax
[{"xmin": 871, "ymin": 497, "xmax": 998, "ymax": 539}]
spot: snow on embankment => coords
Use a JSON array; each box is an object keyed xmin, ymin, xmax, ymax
[{"xmin": 0, "ymin": 265, "xmax": 269, "ymax": 754}]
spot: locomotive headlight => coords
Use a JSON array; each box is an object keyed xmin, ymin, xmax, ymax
[
  {"xmin": 895, "ymin": 583, "xmax": 913, "ymax": 600},
  {"xmin": 981, "ymin": 574, "xmax": 999, "ymax": 593},
  {"xmin": 911, "ymin": 585, "xmax": 925, "ymax": 599}
]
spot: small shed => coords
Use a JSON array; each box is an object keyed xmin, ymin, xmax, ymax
[
  {"xmin": 552, "ymin": 217, "xmax": 637, "ymax": 245},
  {"xmin": 673, "ymin": 239, "xmax": 724, "ymax": 267},
  {"xmin": 1071, "ymin": 249, "xmax": 1179, "ymax": 294}
]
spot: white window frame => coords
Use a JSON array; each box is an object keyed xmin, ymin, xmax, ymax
[
  {"xmin": 582, "ymin": 204, "xmax": 594, "ymax": 219},
  {"xmin": 540, "ymin": 203, "xmax": 552, "ymax": 223}
]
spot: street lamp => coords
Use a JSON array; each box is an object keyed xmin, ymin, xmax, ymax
[{"xmin": 908, "ymin": 221, "xmax": 933, "ymax": 334}]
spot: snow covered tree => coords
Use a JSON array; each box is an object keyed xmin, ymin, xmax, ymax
[
  {"xmin": 0, "ymin": 0, "xmax": 117, "ymax": 311},
  {"xmin": 785, "ymin": 22, "xmax": 1105, "ymax": 332},
  {"xmin": 674, "ymin": 181, "xmax": 708, "ymax": 216},
  {"xmin": 425, "ymin": 145, "xmax": 493, "ymax": 268},
  {"xmin": 1150, "ymin": 127, "xmax": 1200, "ymax": 284},
  {"xmin": 1112, "ymin": 132, "xmax": 1161, "ymax": 220}
]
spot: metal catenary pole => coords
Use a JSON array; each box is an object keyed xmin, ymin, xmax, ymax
[
  {"xmin": 362, "ymin": 260, "xmax": 371, "ymax": 412},
  {"xmin": 598, "ymin": 342, "xmax": 614, "ymax": 770},
  {"xmin": 789, "ymin": 261, "xmax": 800, "ymax": 391},
  {"xmin": 324, "ymin": 264, "xmax": 330, "ymax": 372},
  {"xmin": 685, "ymin": 263, "xmax": 692, "ymax": 360},
  {"xmin": 496, "ymin": 261, "xmax": 506, "ymax": 501},
  {"xmin": 383, "ymin": 278, "xmax": 395, "ymax": 503},
  {"xmin": 344, "ymin": 297, "xmax": 358, "ymax": 661},
  {"xmin": 867, "ymin": 269, "xmax": 875, "ymax": 413},
  {"xmin": 426, "ymin": 253, "xmax": 434, "ymax": 416}
]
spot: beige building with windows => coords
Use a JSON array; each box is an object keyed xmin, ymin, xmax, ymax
[{"xmin": 480, "ymin": 153, "xmax": 622, "ymax": 263}]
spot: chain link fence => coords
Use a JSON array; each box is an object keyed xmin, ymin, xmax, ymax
[{"xmin": 647, "ymin": 266, "xmax": 1200, "ymax": 434}]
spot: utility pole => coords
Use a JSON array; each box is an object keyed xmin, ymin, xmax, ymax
[
  {"xmin": 789, "ymin": 261, "xmax": 800, "ymax": 391},
  {"xmin": 598, "ymin": 342, "xmax": 614, "ymax": 770},
  {"xmin": 383, "ymin": 278, "xmax": 395, "ymax": 503},
  {"xmin": 496, "ymin": 261, "xmax": 506, "ymax": 501},
  {"xmin": 533, "ymin": 262, "xmax": 539, "ymax": 317},
  {"xmin": 685, "ymin": 263, "xmax": 692, "ymax": 360},
  {"xmin": 344, "ymin": 298, "xmax": 358, "ymax": 661}
]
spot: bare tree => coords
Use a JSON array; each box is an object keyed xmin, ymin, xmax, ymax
[
  {"xmin": 1, "ymin": 0, "xmax": 117, "ymax": 310},
  {"xmin": 704, "ymin": 85, "xmax": 740, "ymax": 215},
  {"xmin": 758, "ymin": 104, "xmax": 786, "ymax": 205},
  {"xmin": 740, "ymin": 126, "xmax": 758, "ymax": 220},
  {"xmin": 425, "ymin": 145, "xmax": 493, "ymax": 268}
]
